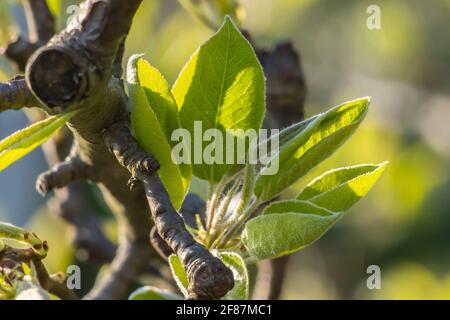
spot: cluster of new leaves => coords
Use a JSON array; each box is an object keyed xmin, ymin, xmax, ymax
[
  {"xmin": 0, "ymin": 16, "xmax": 388, "ymax": 300},
  {"xmin": 125, "ymin": 17, "xmax": 388, "ymax": 300}
]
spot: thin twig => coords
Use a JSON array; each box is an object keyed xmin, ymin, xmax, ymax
[
  {"xmin": 22, "ymin": 0, "xmax": 55, "ymax": 44},
  {"xmin": 0, "ymin": 77, "xmax": 43, "ymax": 112},
  {"xmin": 105, "ymin": 122, "xmax": 234, "ymax": 300}
]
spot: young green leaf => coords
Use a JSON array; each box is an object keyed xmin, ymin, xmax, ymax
[
  {"xmin": 168, "ymin": 254, "xmax": 189, "ymax": 297},
  {"xmin": 242, "ymin": 201, "xmax": 341, "ymax": 259},
  {"xmin": 254, "ymin": 97, "xmax": 370, "ymax": 202},
  {"xmin": 252, "ymin": 116, "xmax": 319, "ymax": 173},
  {"xmin": 173, "ymin": 16, "xmax": 265, "ymax": 183},
  {"xmin": 128, "ymin": 55, "xmax": 191, "ymax": 210},
  {"xmin": 128, "ymin": 286, "xmax": 182, "ymax": 300},
  {"xmin": 0, "ymin": 112, "xmax": 75, "ymax": 172},
  {"xmin": 0, "ymin": 222, "xmax": 48, "ymax": 259},
  {"xmin": 257, "ymin": 115, "xmax": 319, "ymax": 154},
  {"xmin": 297, "ymin": 162, "xmax": 389, "ymax": 212},
  {"xmin": 219, "ymin": 251, "xmax": 249, "ymax": 300}
]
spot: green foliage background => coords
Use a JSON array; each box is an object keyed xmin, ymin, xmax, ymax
[{"xmin": 1, "ymin": 0, "xmax": 449, "ymax": 299}]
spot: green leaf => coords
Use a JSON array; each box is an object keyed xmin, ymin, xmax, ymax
[
  {"xmin": 173, "ymin": 16, "xmax": 265, "ymax": 183},
  {"xmin": 128, "ymin": 286, "xmax": 182, "ymax": 300},
  {"xmin": 242, "ymin": 201, "xmax": 341, "ymax": 259},
  {"xmin": 0, "ymin": 112, "xmax": 75, "ymax": 172},
  {"xmin": 253, "ymin": 116, "xmax": 318, "ymax": 173},
  {"xmin": 219, "ymin": 251, "xmax": 249, "ymax": 300},
  {"xmin": 168, "ymin": 254, "xmax": 189, "ymax": 297},
  {"xmin": 259, "ymin": 115, "xmax": 319, "ymax": 152},
  {"xmin": 297, "ymin": 162, "xmax": 389, "ymax": 212},
  {"xmin": 254, "ymin": 97, "xmax": 370, "ymax": 202},
  {"xmin": 128, "ymin": 55, "xmax": 191, "ymax": 210}
]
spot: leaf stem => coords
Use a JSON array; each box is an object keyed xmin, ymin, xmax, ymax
[
  {"xmin": 206, "ymin": 170, "xmax": 242, "ymax": 230},
  {"xmin": 209, "ymin": 176, "xmax": 242, "ymax": 244},
  {"xmin": 211, "ymin": 199, "xmax": 260, "ymax": 249}
]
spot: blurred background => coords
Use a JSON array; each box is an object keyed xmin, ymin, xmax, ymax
[{"xmin": 1, "ymin": 0, "xmax": 449, "ymax": 299}]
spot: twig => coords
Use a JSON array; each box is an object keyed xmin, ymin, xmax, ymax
[
  {"xmin": 105, "ymin": 122, "xmax": 234, "ymax": 300},
  {"xmin": 1, "ymin": 0, "xmax": 55, "ymax": 71},
  {"xmin": 0, "ymin": 77, "xmax": 43, "ymax": 112},
  {"xmin": 151, "ymin": 193, "xmax": 207, "ymax": 261},
  {"xmin": 0, "ymin": 246, "xmax": 78, "ymax": 300},
  {"xmin": 1, "ymin": 37, "xmax": 38, "ymax": 71},
  {"xmin": 22, "ymin": 0, "xmax": 55, "ymax": 44}
]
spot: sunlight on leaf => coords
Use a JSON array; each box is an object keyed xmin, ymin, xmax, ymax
[
  {"xmin": 297, "ymin": 161, "xmax": 388, "ymax": 212},
  {"xmin": 255, "ymin": 97, "xmax": 370, "ymax": 202},
  {"xmin": 128, "ymin": 55, "xmax": 191, "ymax": 210},
  {"xmin": 0, "ymin": 111, "xmax": 76, "ymax": 172},
  {"xmin": 173, "ymin": 16, "xmax": 265, "ymax": 183}
]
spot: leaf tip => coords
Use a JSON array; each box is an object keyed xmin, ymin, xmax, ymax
[
  {"xmin": 222, "ymin": 15, "xmax": 239, "ymax": 32},
  {"xmin": 126, "ymin": 53, "xmax": 146, "ymax": 84},
  {"xmin": 378, "ymin": 160, "xmax": 389, "ymax": 172}
]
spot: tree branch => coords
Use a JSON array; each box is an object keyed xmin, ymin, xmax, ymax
[
  {"xmin": 0, "ymin": 246, "xmax": 78, "ymax": 300},
  {"xmin": 141, "ymin": 174, "xmax": 234, "ymax": 300},
  {"xmin": 26, "ymin": 0, "xmax": 143, "ymax": 109},
  {"xmin": 1, "ymin": 0, "xmax": 120, "ymax": 270},
  {"xmin": 23, "ymin": 0, "xmax": 55, "ymax": 44},
  {"xmin": 48, "ymin": 186, "xmax": 117, "ymax": 264},
  {"xmin": 2, "ymin": 0, "xmax": 171, "ymax": 300},
  {"xmin": 150, "ymin": 194, "xmax": 207, "ymax": 261},
  {"xmin": 1, "ymin": 37, "xmax": 38, "ymax": 72},
  {"xmin": 35, "ymin": 147, "xmax": 93, "ymax": 196},
  {"xmin": 104, "ymin": 123, "xmax": 234, "ymax": 300},
  {"xmin": 257, "ymin": 41, "xmax": 306, "ymax": 129},
  {"xmin": 1, "ymin": 0, "xmax": 55, "ymax": 71},
  {"xmin": 0, "ymin": 77, "xmax": 44, "ymax": 112}
]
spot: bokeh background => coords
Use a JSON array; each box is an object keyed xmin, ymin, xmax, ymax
[{"xmin": 1, "ymin": 0, "xmax": 449, "ymax": 299}]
